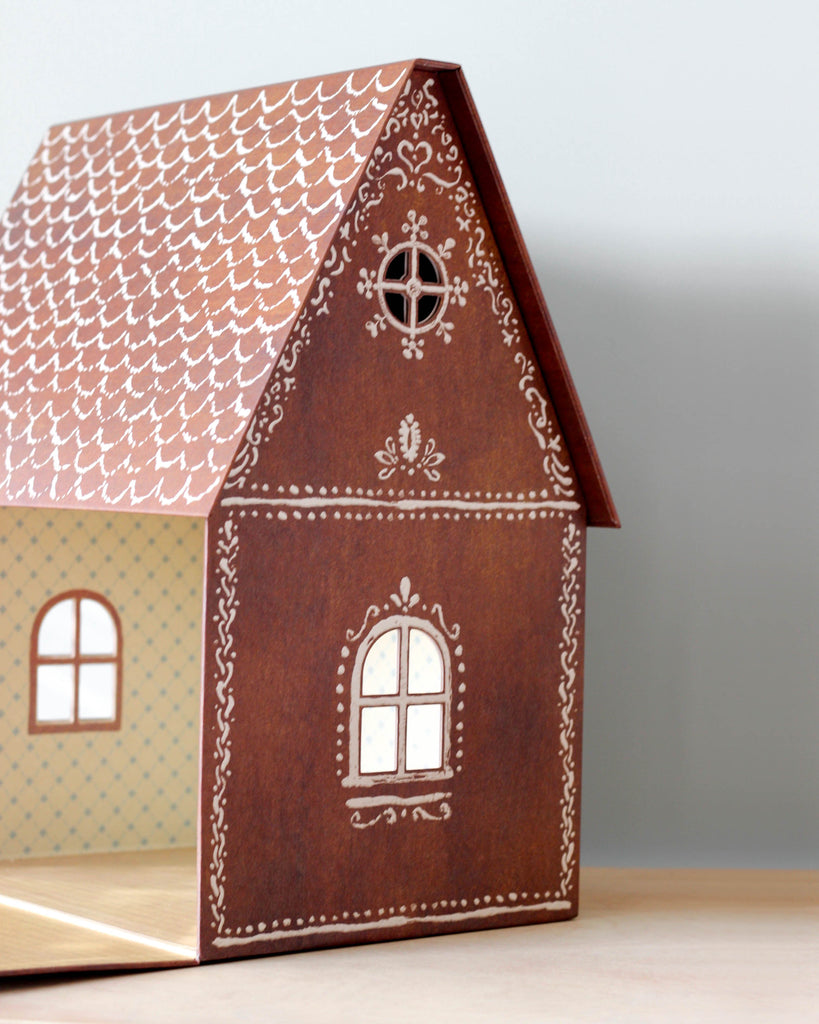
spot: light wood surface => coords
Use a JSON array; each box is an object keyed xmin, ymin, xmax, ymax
[
  {"xmin": 0, "ymin": 848, "xmax": 197, "ymax": 974},
  {"xmin": 0, "ymin": 867, "xmax": 817, "ymax": 1022}
]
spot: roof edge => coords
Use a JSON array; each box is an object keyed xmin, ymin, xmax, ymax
[
  {"xmin": 432, "ymin": 66, "xmax": 619, "ymax": 528},
  {"xmin": 413, "ymin": 59, "xmax": 462, "ymax": 73}
]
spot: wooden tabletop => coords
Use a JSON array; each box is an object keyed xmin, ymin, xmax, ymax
[{"xmin": 1, "ymin": 868, "xmax": 817, "ymax": 1023}]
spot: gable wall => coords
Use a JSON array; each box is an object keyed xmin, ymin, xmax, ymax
[
  {"xmin": 222, "ymin": 72, "xmax": 580, "ymax": 504},
  {"xmin": 0, "ymin": 507, "xmax": 204, "ymax": 859}
]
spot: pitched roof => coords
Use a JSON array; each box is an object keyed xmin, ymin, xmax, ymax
[
  {"xmin": 0, "ymin": 61, "xmax": 413, "ymax": 514},
  {"xmin": 0, "ymin": 59, "xmax": 617, "ymax": 526}
]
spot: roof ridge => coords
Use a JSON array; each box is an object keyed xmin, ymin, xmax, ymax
[{"xmin": 47, "ymin": 60, "xmax": 417, "ymax": 135}]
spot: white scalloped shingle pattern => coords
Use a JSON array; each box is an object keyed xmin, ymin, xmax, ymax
[{"xmin": 0, "ymin": 62, "xmax": 412, "ymax": 513}]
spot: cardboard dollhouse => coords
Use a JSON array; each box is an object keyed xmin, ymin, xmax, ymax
[{"xmin": 0, "ymin": 59, "xmax": 618, "ymax": 974}]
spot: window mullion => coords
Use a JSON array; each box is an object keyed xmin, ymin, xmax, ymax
[
  {"xmin": 409, "ymin": 244, "xmax": 419, "ymax": 332},
  {"xmin": 72, "ymin": 595, "xmax": 81, "ymax": 724},
  {"xmin": 403, "ymin": 694, "xmax": 443, "ymax": 705},
  {"xmin": 397, "ymin": 622, "xmax": 410, "ymax": 773}
]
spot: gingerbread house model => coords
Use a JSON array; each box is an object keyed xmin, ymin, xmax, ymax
[{"xmin": 0, "ymin": 59, "xmax": 618, "ymax": 975}]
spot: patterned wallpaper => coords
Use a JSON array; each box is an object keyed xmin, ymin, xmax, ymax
[{"xmin": 0, "ymin": 507, "xmax": 204, "ymax": 859}]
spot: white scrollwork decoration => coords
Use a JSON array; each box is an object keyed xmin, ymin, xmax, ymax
[
  {"xmin": 351, "ymin": 807, "xmax": 399, "ymax": 829},
  {"xmin": 345, "ymin": 604, "xmax": 382, "ymax": 644},
  {"xmin": 208, "ymin": 516, "xmax": 240, "ymax": 934},
  {"xmin": 429, "ymin": 603, "xmax": 460, "ymax": 642},
  {"xmin": 557, "ymin": 519, "xmax": 582, "ymax": 898},
  {"xmin": 349, "ymin": 797, "xmax": 453, "ymax": 829},
  {"xmin": 412, "ymin": 801, "xmax": 452, "ymax": 823}
]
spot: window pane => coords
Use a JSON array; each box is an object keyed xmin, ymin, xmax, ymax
[
  {"xmin": 36, "ymin": 664, "xmax": 75, "ymax": 723},
  {"xmin": 38, "ymin": 598, "xmax": 76, "ymax": 657},
  {"xmin": 359, "ymin": 705, "xmax": 398, "ymax": 774},
  {"xmin": 407, "ymin": 629, "xmax": 444, "ymax": 694},
  {"xmin": 79, "ymin": 598, "xmax": 117, "ymax": 656},
  {"xmin": 77, "ymin": 662, "xmax": 117, "ymax": 721},
  {"xmin": 361, "ymin": 629, "xmax": 399, "ymax": 696},
  {"xmin": 405, "ymin": 703, "xmax": 444, "ymax": 771}
]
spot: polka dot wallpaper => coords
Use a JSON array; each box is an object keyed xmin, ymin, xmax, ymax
[{"xmin": 0, "ymin": 507, "xmax": 204, "ymax": 859}]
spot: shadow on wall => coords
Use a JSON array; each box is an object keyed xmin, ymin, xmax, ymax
[{"xmin": 531, "ymin": 238, "xmax": 819, "ymax": 867}]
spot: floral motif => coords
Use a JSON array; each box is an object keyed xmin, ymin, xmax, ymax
[
  {"xmin": 375, "ymin": 414, "xmax": 445, "ymax": 481},
  {"xmin": 390, "ymin": 575, "xmax": 419, "ymax": 612}
]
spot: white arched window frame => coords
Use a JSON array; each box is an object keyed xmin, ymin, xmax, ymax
[
  {"xmin": 29, "ymin": 590, "xmax": 123, "ymax": 734},
  {"xmin": 344, "ymin": 615, "xmax": 453, "ymax": 788}
]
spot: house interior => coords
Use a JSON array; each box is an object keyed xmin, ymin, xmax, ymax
[
  {"xmin": 0, "ymin": 847, "xmax": 198, "ymax": 974},
  {"xmin": 0, "ymin": 507, "xmax": 204, "ymax": 973}
]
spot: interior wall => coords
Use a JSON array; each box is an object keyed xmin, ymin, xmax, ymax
[
  {"xmin": 0, "ymin": 0, "xmax": 816, "ymax": 868},
  {"xmin": 0, "ymin": 507, "xmax": 204, "ymax": 859}
]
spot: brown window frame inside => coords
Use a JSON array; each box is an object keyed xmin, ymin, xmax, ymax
[
  {"xmin": 344, "ymin": 615, "xmax": 453, "ymax": 788},
  {"xmin": 29, "ymin": 589, "xmax": 123, "ymax": 735}
]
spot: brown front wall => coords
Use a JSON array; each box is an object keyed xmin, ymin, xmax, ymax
[
  {"xmin": 201, "ymin": 506, "xmax": 585, "ymax": 958},
  {"xmin": 199, "ymin": 69, "xmax": 588, "ymax": 959}
]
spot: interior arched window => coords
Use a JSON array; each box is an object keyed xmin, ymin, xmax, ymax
[
  {"xmin": 346, "ymin": 616, "xmax": 452, "ymax": 785},
  {"xmin": 29, "ymin": 591, "xmax": 123, "ymax": 733}
]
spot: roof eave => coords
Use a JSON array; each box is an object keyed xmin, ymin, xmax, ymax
[{"xmin": 430, "ymin": 63, "xmax": 620, "ymax": 528}]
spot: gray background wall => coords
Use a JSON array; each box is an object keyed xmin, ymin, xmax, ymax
[{"xmin": 2, "ymin": 0, "xmax": 816, "ymax": 867}]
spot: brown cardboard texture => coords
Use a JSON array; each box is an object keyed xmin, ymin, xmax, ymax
[{"xmin": 0, "ymin": 59, "xmax": 618, "ymax": 975}]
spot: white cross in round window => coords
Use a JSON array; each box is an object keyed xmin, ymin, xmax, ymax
[
  {"xmin": 377, "ymin": 242, "xmax": 449, "ymax": 337},
  {"xmin": 359, "ymin": 210, "xmax": 468, "ymax": 359}
]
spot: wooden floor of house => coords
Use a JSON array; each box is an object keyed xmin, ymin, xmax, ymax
[{"xmin": 0, "ymin": 847, "xmax": 198, "ymax": 974}]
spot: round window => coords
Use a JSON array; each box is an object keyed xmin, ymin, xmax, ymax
[{"xmin": 376, "ymin": 242, "xmax": 449, "ymax": 335}]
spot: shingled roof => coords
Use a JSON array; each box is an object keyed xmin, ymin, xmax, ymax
[
  {"xmin": 0, "ymin": 60, "xmax": 617, "ymax": 526},
  {"xmin": 0, "ymin": 61, "xmax": 413, "ymax": 514}
]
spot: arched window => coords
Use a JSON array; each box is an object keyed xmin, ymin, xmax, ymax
[
  {"xmin": 345, "ymin": 616, "xmax": 452, "ymax": 786},
  {"xmin": 29, "ymin": 591, "xmax": 122, "ymax": 733}
]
